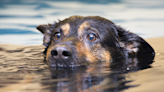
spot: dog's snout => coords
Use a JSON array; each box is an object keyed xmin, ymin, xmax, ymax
[
  {"xmin": 62, "ymin": 50, "xmax": 71, "ymax": 56},
  {"xmin": 51, "ymin": 50, "xmax": 58, "ymax": 56},
  {"xmin": 51, "ymin": 46, "xmax": 71, "ymax": 59}
]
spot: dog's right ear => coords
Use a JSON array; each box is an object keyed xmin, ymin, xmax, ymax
[{"xmin": 36, "ymin": 23, "xmax": 56, "ymax": 47}]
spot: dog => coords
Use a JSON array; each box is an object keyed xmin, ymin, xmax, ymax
[{"xmin": 37, "ymin": 15, "xmax": 155, "ymax": 67}]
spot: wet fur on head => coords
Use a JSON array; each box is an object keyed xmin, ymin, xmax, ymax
[{"xmin": 37, "ymin": 15, "xmax": 155, "ymax": 67}]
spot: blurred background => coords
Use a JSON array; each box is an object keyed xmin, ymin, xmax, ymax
[{"xmin": 0, "ymin": 0, "xmax": 164, "ymax": 45}]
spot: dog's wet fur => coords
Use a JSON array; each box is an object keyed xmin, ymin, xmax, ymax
[{"xmin": 37, "ymin": 15, "xmax": 155, "ymax": 67}]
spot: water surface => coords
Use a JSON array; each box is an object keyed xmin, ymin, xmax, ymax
[
  {"xmin": 0, "ymin": 44, "xmax": 156, "ymax": 92},
  {"xmin": 0, "ymin": 0, "xmax": 164, "ymax": 92},
  {"xmin": 0, "ymin": 0, "xmax": 164, "ymax": 44}
]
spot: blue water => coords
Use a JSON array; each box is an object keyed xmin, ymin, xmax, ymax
[{"xmin": 0, "ymin": 0, "xmax": 164, "ymax": 45}]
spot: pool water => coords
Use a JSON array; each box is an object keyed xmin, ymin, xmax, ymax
[
  {"xmin": 0, "ymin": 0, "xmax": 164, "ymax": 92},
  {"xmin": 0, "ymin": 44, "xmax": 156, "ymax": 92},
  {"xmin": 0, "ymin": 0, "xmax": 164, "ymax": 44}
]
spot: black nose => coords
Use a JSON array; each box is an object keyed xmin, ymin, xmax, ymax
[{"xmin": 51, "ymin": 46, "xmax": 71, "ymax": 59}]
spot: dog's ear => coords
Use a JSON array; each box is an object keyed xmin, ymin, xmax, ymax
[
  {"xmin": 37, "ymin": 23, "xmax": 56, "ymax": 47},
  {"xmin": 113, "ymin": 25, "xmax": 155, "ymax": 58}
]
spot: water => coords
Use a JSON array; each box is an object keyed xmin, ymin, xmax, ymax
[
  {"xmin": 0, "ymin": 0, "xmax": 164, "ymax": 92},
  {"xmin": 0, "ymin": 0, "xmax": 164, "ymax": 44},
  {"xmin": 0, "ymin": 44, "xmax": 155, "ymax": 92}
]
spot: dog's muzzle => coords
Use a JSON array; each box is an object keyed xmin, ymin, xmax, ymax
[
  {"xmin": 49, "ymin": 45, "xmax": 78, "ymax": 67},
  {"xmin": 51, "ymin": 45, "xmax": 72, "ymax": 59}
]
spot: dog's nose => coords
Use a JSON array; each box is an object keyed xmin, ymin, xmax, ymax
[{"xmin": 51, "ymin": 46, "xmax": 71, "ymax": 59}]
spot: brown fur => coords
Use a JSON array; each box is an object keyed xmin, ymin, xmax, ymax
[{"xmin": 61, "ymin": 23, "xmax": 70, "ymax": 36}]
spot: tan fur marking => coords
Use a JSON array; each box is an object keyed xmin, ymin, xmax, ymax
[
  {"xmin": 76, "ymin": 42, "xmax": 96, "ymax": 63},
  {"xmin": 46, "ymin": 46, "xmax": 53, "ymax": 61},
  {"xmin": 126, "ymin": 42, "xmax": 139, "ymax": 54},
  {"xmin": 61, "ymin": 23, "xmax": 70, "ymax": 36},
  {"xmin": 78, "ymin": 21, "xmax": 90, "ymax": 37},
  {"xmin": 92, "ymin": 44, "xmax": 111, "ymax": 62},
  {"xmin": 101, "ymin": 50, "xmax": 111, "ymax": 62}
]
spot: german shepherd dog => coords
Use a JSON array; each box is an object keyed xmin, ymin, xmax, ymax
[{"xmin": 37, "ymin": 16, "xmax": 155, "ymax": 67}]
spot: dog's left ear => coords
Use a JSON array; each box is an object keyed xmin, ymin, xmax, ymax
[
  {"xmin": 36, "ymin": 23, "xmax": 56, "ymax": 47},
  {"xmin": 112, "ymin": 24, "xmax": 155, "ymax": 58}
]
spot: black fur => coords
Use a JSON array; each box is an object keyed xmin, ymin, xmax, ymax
[{"xmin": 37, "ymin": 15, "xmax": 155, "ymax": 67}]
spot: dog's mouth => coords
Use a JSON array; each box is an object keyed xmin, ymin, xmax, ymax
[
  {"xmin": 49, "ymin": 60, "xmax": 79, "ymax": 67},
  {"xmin": 49, "ymin": 63, "xmax": 81, "ymax": 68},
  {"xmin": 48, "ymin": 57, "xmax": 88, "ymax": 68}
]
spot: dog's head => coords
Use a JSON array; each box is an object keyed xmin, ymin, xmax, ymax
[{"xmin": 37, "ymin": 16, "xmax": 125, "ymax": 67}]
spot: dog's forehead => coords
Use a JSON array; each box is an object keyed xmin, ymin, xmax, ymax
[
  {"xmin": 58, "ymin": 16, "xmax": 112, "ymax": 27},
  {"xmin": 58, "ymin": 17, "xmax": 100, "ymax": 31},
  {"xmin": 59, "ymin": 17, "xmax": 96, "ymax": 26},
  {"xmin": 55, "ymin": 16, "xmax": 114, "ymax": 37}
]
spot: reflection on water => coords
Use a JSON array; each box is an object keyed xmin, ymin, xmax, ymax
[
  {"xmin": 0, "ymin": 44, "xmax": 46, "ymax": 72},
  {"xmin": 0, "ymin": 0, "xmax": 164, "ymax": 44},
  {"xmin": 0, "ymin": 44, "xmax": 155, "ymax": 92}
]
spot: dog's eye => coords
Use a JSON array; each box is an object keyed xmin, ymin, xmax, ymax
[
  {"xmin": 54, "ymin": 32, "xmax": 61, "ymax": 39},
  {"xmin": 87, "ymin": 33, "xmax": 97, "ymax": 41}
]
